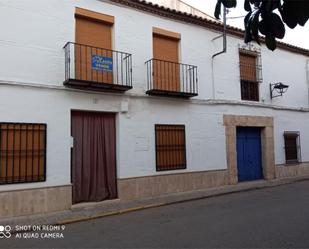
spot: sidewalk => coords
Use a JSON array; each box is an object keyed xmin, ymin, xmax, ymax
[{"xmin": 2, "ymin": 175, "xmax": 309, "ymax": 229}]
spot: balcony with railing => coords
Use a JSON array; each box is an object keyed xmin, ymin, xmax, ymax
[
  {"xmin": 64, "ymin": 42, "xmax": 132, "ymax": 92},
  {"xmin": 145, "ymin": 59, "xmax": 198, "ymax": 98}
]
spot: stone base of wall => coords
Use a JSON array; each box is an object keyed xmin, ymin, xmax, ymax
[
  {"xmin": 0, "ymin": 185, "xmax": 72, "ymax": 219},
  {"xmin": 118, "ymin": 170, "xmax": 229, "ymax": 200},
  {"xmin": 3, "ymin": 163, "xmax": 309, "ymax": 218},
  {"xmin": 275, "ymin": 162, "xmax": 309, "ymax": 178}
]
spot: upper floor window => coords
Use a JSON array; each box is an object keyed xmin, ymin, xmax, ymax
[
  {"xmin": 239, "ymin": 48, "xmax": 262, "ymax": 102},
  {"xmin": 63, "ymin": 8, "xmax": 132, "ymax": 92},
  {"xmin": 75, "ymin": 7, "xmax": 114, "ymax": 84},
  {"xmin": 145, "ymin": 27, "xmax": 198, "ymax": 98},
  {"xmin": 284, "ymin": 131, "xmax": 301, "ymax": 164},
  {"xmin": 153, "ymin": 28, "xmax": 181, "ymax": 92}
]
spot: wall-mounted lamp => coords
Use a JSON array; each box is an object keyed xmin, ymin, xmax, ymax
[{"xmin": 270, "ymin": 82, "xmax": 289, "ymax": 99}]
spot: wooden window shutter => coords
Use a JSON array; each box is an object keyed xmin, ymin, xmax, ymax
[
  {"xmin": 239, "ymin": 53, "xmax": 257, "ymax": 82},
  {"xmin": 75, "ymin": 16, "xmax": 112, "ymax": 50},
  {"xmin": 75, "ymin": 9, "xmax": 114, "ymax": 84},
  {"xmin": 152, "ymin": 28, "xmax": 180, "ymax": 92},
  {"xmin": 239, "ymin": 51, "xmax": 259, "ymax": 101},
  {"xmin": 0, "ymin": 123, "xmax": 46, "ymax": 184},
  {"xmin": 155, "ymin": 125, "xmax": 186, "ymax": 171}
]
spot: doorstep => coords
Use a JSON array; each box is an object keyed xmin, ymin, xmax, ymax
[{"xmin": 2, "ymin": 175, "xmax": 309, "ymax": 230}]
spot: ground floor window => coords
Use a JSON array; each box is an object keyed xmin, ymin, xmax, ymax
[
  {"xmin": 155, "ymin": 124, "xmax": 186, "ymax": 171},
  {"xmin": 284, "ymin": 131, "xmax": 301, "ymax": 164},
  {"xmin": 0, "ymin": 123, "xmax": 46, "ymax": 184}
]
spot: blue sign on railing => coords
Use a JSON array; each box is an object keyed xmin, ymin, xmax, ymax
[{"xmin": 91, "ymin": 55, "xmax": 113, "ymax": 72}]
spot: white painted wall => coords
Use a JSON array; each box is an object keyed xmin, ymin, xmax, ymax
[
  {"xmin": 0, "ymin": 0, "xmax": 308, "ymax": 192},
  {"xmin": 0, "ymin": 0, "xmax": 308, "ymax": 107},
  {"xmin": 0, "ymin": 85, "xmax": 308, "ymax": 192}
]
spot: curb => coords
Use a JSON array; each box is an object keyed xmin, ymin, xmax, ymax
[
  {"xmin": 56, "ymin": 203, "xmax": 166, "ymax": 225},
  {"xmin": 2, "ymin": 175, "xmax": 309, "ymax": 228},
  {"xmin": 54, "ymin": 175, "xmax": 309, "ymax": 226}
]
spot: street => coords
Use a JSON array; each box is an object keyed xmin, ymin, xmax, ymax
[{"xmin": 1, "ymin": 180, "xmax": 309, "ymax": 248}]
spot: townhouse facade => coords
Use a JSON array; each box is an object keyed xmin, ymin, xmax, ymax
[{"xmin": 0, "ymin": 0, "xmax": 309, "ymax": 218}]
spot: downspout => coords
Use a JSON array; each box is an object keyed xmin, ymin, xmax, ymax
[
  {"xmin": 306, "ymin": 59, "xmax": 309, "ymax": 108},
  {"xmin": 211, "ymin": 6, "xmax": 227, "ymax": 99}
]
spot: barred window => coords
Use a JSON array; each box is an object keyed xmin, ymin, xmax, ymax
[
  {"xmin": 0, "ymin": 123, "xmax": 46, "ymax": 184},
  {"xmin": 239, "ymin": 51, "xmax": 260, "ymax": 101},
  {"xmin": 240, "ymin": 80, "xmax": 259, "ymax": 101},
  {"xmin": 284, "ymin": 131, "xmax": 301, "ymax": 164},
  {"xmin": 155, "ymin": 124, "xmax": 186, "ymax": 171}
]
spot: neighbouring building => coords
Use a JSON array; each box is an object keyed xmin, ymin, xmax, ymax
[{"xmin": 0, "ymin": 0, "xmax": 309, "ymax": 218}]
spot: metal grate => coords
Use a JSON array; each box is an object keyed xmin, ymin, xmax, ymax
[
  {"xmin": 155, "ymin": 124, "xmax": 186, "ymax": 171},
  {"xmin": 0, "ymin": 123, "xmax": 46, "ymax": 184},
  {"xmin": 240, "ymin": 80, "xmax": 259, "ymax": 101},
  {"xmin": 239, "ymin": 49, "xmax": 262, "ymax": 101},
  {"xmin": 284, "ymin": 131, "xmax": 301, "ymax": 164},
  {"xmin": 146, "ymin": 59, "xmax": 198, "ymax": 97},
  {"xmin": 64, "ymin": 42, "xmax": 132, "ymax": 90}
]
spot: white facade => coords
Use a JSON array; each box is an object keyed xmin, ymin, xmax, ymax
[{"xmin": 0, "ymin": 0, "xmax": 308, "ymax": 210}]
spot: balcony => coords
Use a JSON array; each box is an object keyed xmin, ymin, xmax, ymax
[
  {"xmin": 145, "ymin": 59, "xmax": 198, "ymax": 98},
  {"xmin": 64, "ymin": 42, "xmax": 132, "ymax": 92}
]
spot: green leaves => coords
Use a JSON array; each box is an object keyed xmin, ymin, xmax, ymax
[
  {"xmin": 269, "ymin": 13, "xmax": 285, "ymax": 39},
  {"xmin": 244, "ymin": 0, "xmax": 252, "ymax": 12},
  {"xmin": 281, "ymin": 1, "xmax": 309, "ymax": 29},
  {"xmin": 214, "ymin": 0, "xmax": 222, "ymax": 19},
  {"xmin": 214, "ymin": 0, "xmax": 309, "ymax": 51},
  {"xmin": 258, "ymin": 13, "xmax": 285, "ymax": 50},
  {"xmin": 222, "ymin": 0, "xmax": 237, "ymax": 8},
  {"xmin": 265, "ymin": 33, "xmax": 276, "ymax": 51},
  {"xmin": 214, "ymin": 0, "xmax": 236, "ymax": 19}
]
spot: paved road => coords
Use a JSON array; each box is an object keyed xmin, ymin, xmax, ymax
[{"xmin": 1, "ymin": 180, "xmax": 309, "ymax": 248}]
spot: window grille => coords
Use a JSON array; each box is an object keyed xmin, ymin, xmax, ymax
[
  {"xmin": 0, "ymin": 123, "xmax": 46, "ymax": 184},
  {"xmin": 284, "ymin": 131, "xmax": 301, "ymax": 164},
  {"xmin": 155, "ymin": 125, "xmax": 186, "ymax": 171},
  {"xmin": 239, "ymin": 48, "xmax": 262, "ymax": 101}
]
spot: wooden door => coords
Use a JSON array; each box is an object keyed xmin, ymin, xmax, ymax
[
  {"xmin": 153, "ymin": 34, "xmax": 180, "ymax": 91},
  {"xmin": 75, "ymin": 17, "xmax": 113, "ymax": 84},
  {"xmin": 236, "ymin": 127, "xmax": 263, "ymax": 182}
]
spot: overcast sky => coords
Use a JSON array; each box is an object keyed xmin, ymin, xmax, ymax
[{"xmin": 182, "ymin": 0, "xmax": 309, "ymax": 50}]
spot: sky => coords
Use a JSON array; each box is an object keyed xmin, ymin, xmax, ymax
[{"xmin": 182, "ymin": 0, "xmax": 309, "ymax": 50}]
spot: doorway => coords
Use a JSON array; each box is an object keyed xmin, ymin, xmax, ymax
[{"xmin": 71, "ymin": 111, "xmax": 117, "ymax": 204}]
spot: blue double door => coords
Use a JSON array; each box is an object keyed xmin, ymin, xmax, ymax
[{"xmin": 236, "ymin": 127, "xmax": 263, "ymax": 182}]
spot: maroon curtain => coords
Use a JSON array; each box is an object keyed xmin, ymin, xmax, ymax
[{"xmin": 71, "ymin": 111, "xmax": 117, "ymax": 204}]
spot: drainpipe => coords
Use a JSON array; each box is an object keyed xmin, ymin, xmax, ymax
[
  {"xmin": 306, "ymin": 59, "xmax": 309, "ymax": 108},
  {"xmin": 211, "ymin": 6, "xmax": 227, "ymax": 99}
]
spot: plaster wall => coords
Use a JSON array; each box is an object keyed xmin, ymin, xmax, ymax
[
  {"xmin": 0, "ymin": 85, "xmax": 308, "ymax": 193},
  {"xmin": 0, "ymin": 0, "xmax": 308, "ymax": 108},
  {"xmin": 0, "ymin": 0, "xmax": 308, "ymax": 194}
]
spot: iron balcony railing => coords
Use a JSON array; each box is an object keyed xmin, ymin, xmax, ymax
[
  {"xmin": 145, "ymin": 59, "xmax": 198, "ymax": 98},
  {"xmin": 64, "ymin": 42, "xmax": 132, "ymax": 92}
]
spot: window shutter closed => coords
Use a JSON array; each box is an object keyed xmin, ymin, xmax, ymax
[
  {"xmin": 75, "ymin": 17, "xmax": 112, "ymax": 50},
  {"xmin": 0, "ymin": 123, "xmax": 46, "ymax": 184},
  {"xmin": 155, "ymin": 125, "xmax": 186, "ymax": 171},
  {"xmin": 75, "ymin": 10, "xmax": 113, "ymax": 83},
  {"xmin": 239, "ymin": 53, "xmax": 257, "ymax": 82},
  {"xmin": 153, "ymin": 32, "xmax": 180, "ymax": 91}
]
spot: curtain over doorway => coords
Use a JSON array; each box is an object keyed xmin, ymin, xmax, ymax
[{"xmin": 71, "ymin": 111, "xmax": 117, "ymax": 204}]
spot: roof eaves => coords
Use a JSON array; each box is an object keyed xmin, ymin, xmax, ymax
[{"xmin": 110, "ymin": 0, "xmax": 309, "ymax": 56}]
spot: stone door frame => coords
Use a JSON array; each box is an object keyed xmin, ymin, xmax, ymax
[{"xmin": 224, "ymin": 115, "xmax": 275, "ymax": 184}]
